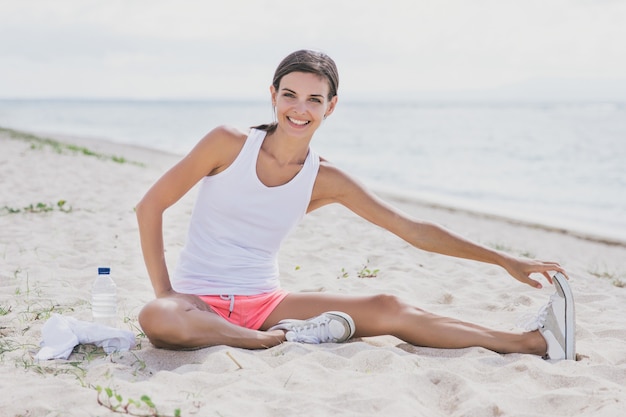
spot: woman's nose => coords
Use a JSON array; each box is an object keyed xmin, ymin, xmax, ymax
[{"xmin": 293, "ymin": 100, "xmax": 307, "ymax": 114}]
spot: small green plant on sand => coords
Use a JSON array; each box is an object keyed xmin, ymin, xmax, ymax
[
  {"xmin": 96, "ymin": 386, "xmax": 181, "ymax": 417},
  {"xmin": 337, "ymin": 267, "xmax": 349, "ymax": 279},
  {"xmin": 17, "ymin": 356, "xmax": 88, "ymax": 386},
  {"xmin": 357, "ymin": 260, "xmax": 380, "ymax": 279},
  {"xmin": 124, "ymin": 316, "xmax": 147, "ymax": 339},
  {"xmin": 337, "ymin": 260, "xmax": 380, "ymax": 279},
  {"xmin": 1, "ymin": 200, "xmax": 72, "ymax": 215}
]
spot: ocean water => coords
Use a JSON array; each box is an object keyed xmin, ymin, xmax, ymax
[{"xmin": 1, "ymin": 99, "xmax": 625, "ymax": 243}]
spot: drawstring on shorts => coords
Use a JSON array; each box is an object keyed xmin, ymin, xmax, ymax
[{"xmin": 220, "ymin": 295, "xmax": 235, "ymax": 317}]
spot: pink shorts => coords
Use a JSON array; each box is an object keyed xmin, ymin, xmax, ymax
[{"xmin": 198, "ymin": 289, "xmax": 289, "ymax": 330}]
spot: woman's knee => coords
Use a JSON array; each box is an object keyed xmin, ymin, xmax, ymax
[
  {"xmin": 369, "ymin": 293, "xmax": 408, "ymax": 314},
  {"xmin": 138, "ymin": 299, "xmax": 188, "ymax": 348},
  {"xmin": 138, "ymin": 300, "xmax": 161, "ymax": 335},
  {"xmin": 352, "ymin": 294, "xmax": 413, "ymax": 336},
  {"xmin": 365, "ymin": 293, "xmax": 413, "ymax": 327}
]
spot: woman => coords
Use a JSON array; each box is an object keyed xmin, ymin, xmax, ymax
[{"xmin": 136, "ymin": 50, "xmax": 575, "ymax": 360}]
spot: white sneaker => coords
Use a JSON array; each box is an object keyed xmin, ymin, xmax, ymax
[
  {"xmin": 519, "ymin": 272, "xmax": 575, "ymax": 360},
  {"xmin": 269, "ymin": 311, "xmax": 355, "ymax": 344}
]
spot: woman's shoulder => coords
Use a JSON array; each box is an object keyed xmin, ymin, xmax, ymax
[
  {"xmin": 192, "ymin": 125, "xmax": 249, "ymax": 153},
  {"xmin": 186, "ymin": 125, "xmax": 251, "ymax": 176},
  {"xmin": 317, "ymin": 158, "xmax": 352, "ymax": 183},
  {"xmin": 206, "ymin": 125, "xmax": 249, "ymax": 144},
  {"xmin": 311, "ymin": 159, "xmax": 365, "ymax": 200},
  {"xmin": 309, "ymin": 158, "xmax": 386, "ymax": 212}
]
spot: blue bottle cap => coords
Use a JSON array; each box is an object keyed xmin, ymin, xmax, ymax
[{"xmin": 98, "ymin": 267, "xmax": 111, "ymax": 275}]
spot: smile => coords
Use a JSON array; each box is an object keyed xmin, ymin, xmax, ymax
[{"xmin": 287, "ymin": 116, "xmax": 310, "ymax": 126}]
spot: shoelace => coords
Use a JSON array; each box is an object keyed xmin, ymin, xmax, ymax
[
  {"xmin": 287, "ymin": 317, "xmax": 334, "ymax": 343},
  {"xmin": 516, "ymin": 294, "xmax": 557, "ymax": 331}
]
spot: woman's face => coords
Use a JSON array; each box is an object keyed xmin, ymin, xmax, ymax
[{"xmin": 271, "ymin": 71, "xmax": 337, "ymax": 136}]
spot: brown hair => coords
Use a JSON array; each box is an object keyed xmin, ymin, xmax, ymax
[{"xmin": 253, "ymin": 50, "xmax": 339, "ymax": 133}]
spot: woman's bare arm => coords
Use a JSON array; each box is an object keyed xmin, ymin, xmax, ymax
[
  {"xmin": 136, "ymin": 126, "xmax": 246, "ymax": 297},
  {"xmin": 310, "ymin": 162, "xmax": 566, "ymax": 288}
]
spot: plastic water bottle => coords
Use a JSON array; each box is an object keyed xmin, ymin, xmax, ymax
[{"xmin": 91, "ymin": 267, "xmax": 117, "ymax": 327}]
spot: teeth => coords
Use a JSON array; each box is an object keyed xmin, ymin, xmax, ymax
[{"xmin": 288, "ymin": 117, "xmax": 309, "ymax": 126}]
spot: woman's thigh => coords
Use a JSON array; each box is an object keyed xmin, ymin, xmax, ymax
[
  {"xmin": 260, "ymin": 292, "xmax": 413, "ymax": 337},
  {"xmin": 139, "ymin": 293, "xmax": 280, "ymax": 349},
  {"xmin": 141, "ymin": 293, "xmax": 214, "ymax": 317}
]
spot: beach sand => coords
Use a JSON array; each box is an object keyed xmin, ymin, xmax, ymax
[{"xmin": 1, "ymin": 128, "xmax": 625, "ymax": 417}]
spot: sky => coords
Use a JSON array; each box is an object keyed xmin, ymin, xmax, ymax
[{"xmin": 1, "ymin": 0, "xmax": 626, "ymax": 101}]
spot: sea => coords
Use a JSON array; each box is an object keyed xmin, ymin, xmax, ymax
[{"xmin": 1, "ymin": 99, "xmax": 625, "ymax": 243}]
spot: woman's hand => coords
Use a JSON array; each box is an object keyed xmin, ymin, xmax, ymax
[
  {"xmin": 499, "ymin": 254, "xmax": 568, "ymax": 288},
  {"xmin": 155, "ymin": 287, "xmax": 182, "ymax": 299}
]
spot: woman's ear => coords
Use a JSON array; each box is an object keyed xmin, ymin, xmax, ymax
[
  {"xmin": 325, "ymin": 95, "xmax": 338, "ymax": 118},
  {"xmin": 270, "ymin": 85, "xmax": 277, "ymax": 106}
]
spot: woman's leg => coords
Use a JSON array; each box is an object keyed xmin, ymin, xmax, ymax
[
  {"xmin": 138, "ymin": 294, "xmax": 286, "ymax": 350},
  {"xmin": 262, "ymin": 292, "xmax": 547, "ymax": 355}
]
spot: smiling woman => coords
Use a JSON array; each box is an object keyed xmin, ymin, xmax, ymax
[
  {"xmin": 135, "ymin": 49, "xmax": 575, "ymax": 360},
  {"xmin": 253, "ymin": 50, "xmax": 339, "ymax": 135},
  {"xmin": 270, "ymin": 72, "xmax": 335, "ymax": 135}
]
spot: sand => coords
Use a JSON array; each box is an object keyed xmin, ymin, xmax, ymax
[{"xmin": 1, "ymin": 128, "xmax": 625, "ymax": 417}]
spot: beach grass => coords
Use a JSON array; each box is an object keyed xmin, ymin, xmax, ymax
[{"xmin": 0, "ymin": 126, "xmax": 142, "ymax": 166}]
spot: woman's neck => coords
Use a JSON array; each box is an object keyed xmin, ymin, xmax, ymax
[{"xmin": 262, "ymin": 129, "xmax": 312, "ymax": 167}]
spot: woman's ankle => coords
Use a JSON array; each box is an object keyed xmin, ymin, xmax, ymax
[{"xmin": 524, "ymin": 330, "xmax": 548, "ymax": 356}]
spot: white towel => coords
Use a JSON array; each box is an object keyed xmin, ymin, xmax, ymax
[{"xmin": 35, "ymin": 314, "xmax": 136, "ymax": 360}]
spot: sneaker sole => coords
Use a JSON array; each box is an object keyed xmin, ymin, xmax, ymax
[{"xmin": 552, "ymin": 272, "xmax": 576, "ymax": 360}]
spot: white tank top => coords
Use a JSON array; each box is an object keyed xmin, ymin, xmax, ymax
[{"xmin": 173, "ymin": 128, "xmax": 320, "ymax": 295}]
